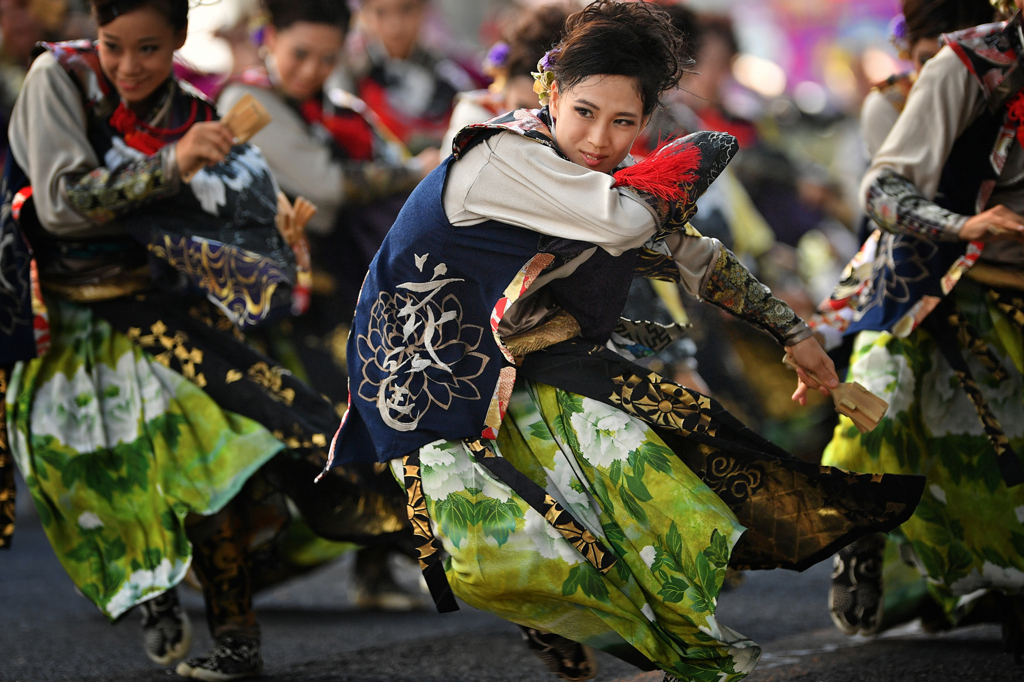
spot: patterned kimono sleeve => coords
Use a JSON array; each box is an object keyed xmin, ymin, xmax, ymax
[
  {"xmin": 63, "ymin": 145, "xmax": 181, "ymax": 225},
  {"xmin": 699, "ymin": 247, "xmax": 813, "ymax": 346},
  {"xmin": 340, "ymin": 159, "xmax": 422, "ymax": 205},
  {"xmin": 864, "ymin": 168, "xmax": 966, "ymax": 241}
]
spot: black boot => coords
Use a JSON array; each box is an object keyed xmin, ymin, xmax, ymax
[
  {"xmin": 175, "ymin": 635, "xmax": 263, "ymax": 681},
  {"xmin": 829, "ymin": 532, "xmax": 886, "ymax": 636},
  {"xmin": 139, "ymin": 588, "xmax": 192, "ymax": 665},
  {"xmin": 519, "ymin": 626, "xmax": 596, "ymax": 680}
]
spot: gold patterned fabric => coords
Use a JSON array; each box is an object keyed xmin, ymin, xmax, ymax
[
  {"xmin": 0, "ymin": 366, "xmax": 15, "ymax": 549},
  {"xmin": 503, "ymin": 310, "xmax": 582, "ymax": 361},
  {"xmin": 633, "ymin": 247, "xmax": 683, "ymax": 283},
  {"xmin": 517, "ymin": 339, "xmax": 925, "ymax": 572},
  {"xmin": 701, "ymin": 248, "xmax": 801, "ymax": 345},
  {"xmin": 64, "ymin": 151, "xmax": 177, "ymax": 225}
]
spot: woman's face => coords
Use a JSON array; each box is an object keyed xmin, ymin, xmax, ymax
[
  {"xmin": 265, "ymin": 22, "xmax": 345, "ymax": 101},
  {"xmin": 548, "ymin": 75, "xmax": 647, "ymax": 174},
  {"xmin": 96, "ymin": 5, "xmax": 185, "ymax": 107},
  {"xmin": 909, "ymin": 37, "xmax": 940, "ymax": 73},
  {"xmin": 360, "ymin": 0, "xmax": 424, "ymax": 61}
]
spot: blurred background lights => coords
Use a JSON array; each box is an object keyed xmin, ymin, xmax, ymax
[
  {"xmin": 733, "ymin": 54, "xmax": 787, "ymax": 98},
  {"xmin": 793, "ymin": 80, "xmax": 828, "ymax": 115}
]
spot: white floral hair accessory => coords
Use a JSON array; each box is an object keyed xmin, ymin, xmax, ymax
[{"xmin": 531, "ymin": 48, "xmax": 559, "ymax": 105}]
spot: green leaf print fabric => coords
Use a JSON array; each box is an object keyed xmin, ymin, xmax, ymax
[
  {"xmin": 822, "ymin": 283, "xmax": 1024, "ymax": 621},
  {"xmin": 397, "ymin": 380, "xmax": 760, "ymax": 681},
  {"xmin": 6, "ymin": 300, "xmax": 283, "ymax": 619}
]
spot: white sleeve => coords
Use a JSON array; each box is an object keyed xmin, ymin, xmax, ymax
[
  {"xmin": 9, "ymin": 52, "xmax": 106, "ymax": 236},
  {"xmin": 218, "ymin": 83, "xmax": 346, "ymax": 229},
  {"xmin": 859, "ymin": 89, "xmax": 901, "ymax": 160},
  {"xmin": 443, "ymin": 132, "xmax": 659, "ymax": 256},
  {"xmin": 859, "ymin": 47, "xmax": 983, "ymax": 208},
  {"xmin": 664, "ymin": 231, "xmax": 723, "ymax": 297}
]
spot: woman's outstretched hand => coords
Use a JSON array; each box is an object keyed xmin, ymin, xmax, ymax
[
  {"xmin": 175, "ymin": 121, "xmax": 235, "ymax": 178},
  {"xmin": 788, "ymin": 337, "xmax": 839, "ymax": 406},
  {"xmin": 959, "ymin": 205, "xmax": 1024, "ymax": 243}
]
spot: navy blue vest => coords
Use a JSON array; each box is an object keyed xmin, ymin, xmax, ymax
[{"xmin": 333, "ymin": 156, "xmax": 550, "ymax": 463}]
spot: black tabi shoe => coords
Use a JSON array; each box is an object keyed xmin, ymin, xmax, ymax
[
  {"xmin": 352, "ymin": 548, "xmax": 427, "ymax": 612},
  {"xmin": 519, "ymin": 626, "xmax": 597, "ymax": 681},
  {"xmin": 175, "ymin": 635, "xmax": 263, "ymax": 681},
  {"xmin": 829, "ymin": 532, "xmax": 886, "ymax": 636},
  {"xmin": 140, "ymin": 588, "xmax": 192, "ymax": 665},
  {"xmin": 1002, "ymin": 596, "xmax": 1024, "ymax": 664}
]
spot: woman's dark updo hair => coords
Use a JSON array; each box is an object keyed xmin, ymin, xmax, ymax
[
  {"xmin": 903, "ymin": 0, "xmax": 994, "ymax": 45},
  {"xmin": 503, "ymin": 3, "xmax": 570, "ymax": 80},
  {"xmin": 265, "ymin": 0, "xmax": 352, "ymax": 31},
  {"xmin": 550, "ymin": 0, "xmax": 689, "ymax": 118},
  {"xmin": 91, "ymin": 0, "xmax": 188, "ymax": 32}
]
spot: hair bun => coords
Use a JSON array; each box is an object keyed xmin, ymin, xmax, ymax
[{"xmin": 550, "ymin": 0, "xmax": 690, "ymax": 117}]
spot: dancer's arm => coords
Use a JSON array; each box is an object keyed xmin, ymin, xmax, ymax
[
  {"xmin": 218, "ymin": 83, "xmax": 422, "ymax": 232},
  {"xmin": 444, "ymin": 132, "xmax": 659, "ymax": 255},
  {"xmin": 9, "ymin": 52, "xmax": 182, "ymax": 234}
]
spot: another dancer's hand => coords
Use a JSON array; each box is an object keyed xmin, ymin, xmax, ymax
[
  {"xmin": 959, "ymin": 205, "xmax": 1024, "ymax": 243},
  {"xmin": 176, "ymin": 122, "xmax": 234, "ymax": 177},
  {"xmin": 788, "ymin": 337, "xmax": 838, "ymax": 406},
  {"xmin": 412, "ymin": 147, "xmax": 441, "ymax": 179}
]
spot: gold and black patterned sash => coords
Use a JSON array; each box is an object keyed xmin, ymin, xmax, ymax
[
  {"xmin": 988, "ymin": 289, "xmax": 1024, "ymax": 335},
  {"xmin": 0, "ymin": 365, "xmax": 15, "ymax": 550},
  {"xmin": 402, "ymin": 451, "xmax": 458, "ymax": 613},
  {"xmin": 402, "ymin": 436, "xmax": 621, "ymax": 613},
  {"xmin": 923, "ymin": 293, "xmax": 1024, "ymax": 488},
  {"xmin": 464, "ymin": 437, "xmax": 618, "ymax": 576}
]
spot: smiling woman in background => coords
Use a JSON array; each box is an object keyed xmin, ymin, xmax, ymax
[
  {"xmin": 0, "ymin": 0, "xmax": 407, "ymax": 678},
  {"xmin": 217, "ymin": 0, "xmax": 440, "ymax": 613}
]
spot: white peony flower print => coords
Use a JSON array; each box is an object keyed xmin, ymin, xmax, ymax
[
  {"xmin": 850, "ymin": 342, "xmax": 914, "ymax": 417},
  {"xmin": 950, "ymin": 562, "xmax": 1024, "ymax": 595},
  {"xmin": 77, "ymin": 512, "xmax": 104, "ymax": 529},
  {"xmin": 729, "ymin": 643, "xmax": 761, "ymax": 675},
  {"xmin": 639, "ymin": 545, "xmax": 657, "ymax": 570},
  {"xmin": 189, "ymin": 145, "xmax": 278, "ymax": 215},
  {"xmin": 31, "ymin": 364, "xmax": 104, "ymax": 454},
  {"xmin": 104, "ymin": 557, "xmax": 189, "ymax": 618},
  {"xmin": 919, "ymin": 359, "xmax": 985, "ymax": 436},
  {"xmin": 523, "ymin": 508, "xmax": 582, "ymax": 565},
  {"xmin": 570, "ymin": 398, "xmax": 647, "ymax": 469},
  {"xmin": 547, "ymin": 456, "xmax": 591, "ymax": 511},
  {"xmin": 95, "ymin": 352, "xmax": 143, "ymax": 447},
  {"xmin": 141, "ymin": 359, "xmax": 182, "ymax": 424},
  {"xmin": 641, "ymin": 603, "xmax": 656, "ymax": 622},
  {"xmin": 419, "ymin": 442, "xmax": 474, "ymax": 502}
]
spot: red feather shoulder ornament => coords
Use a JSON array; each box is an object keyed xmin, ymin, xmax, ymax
[{"xmin": 612, "ymin": 139, "xmax": 701, "ymax": 202}]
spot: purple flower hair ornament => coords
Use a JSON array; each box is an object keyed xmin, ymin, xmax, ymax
[
  {"xmin": 531, "ymin": 48, "xmax": 560, "ymax": 105},
  {"xmin": 889, "ymin": 14, "xmax": 911, "ymax": 58}
]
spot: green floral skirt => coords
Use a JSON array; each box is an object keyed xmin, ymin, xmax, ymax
[
  {"xmin": 6, "ymin": 300, "xmax": 283, "ymax": 619},
  {"xmin": 398, "ymin": 381, "xmax": 759, "ymax": 681},
  {"xmin": 822, "ymin": 283, "xmax": 1024, "ymax": 621}
]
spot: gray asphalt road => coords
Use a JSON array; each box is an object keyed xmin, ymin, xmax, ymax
[{"xmin": 2, "ymin": 477, "xmax": 1020, "ymax": 682}]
